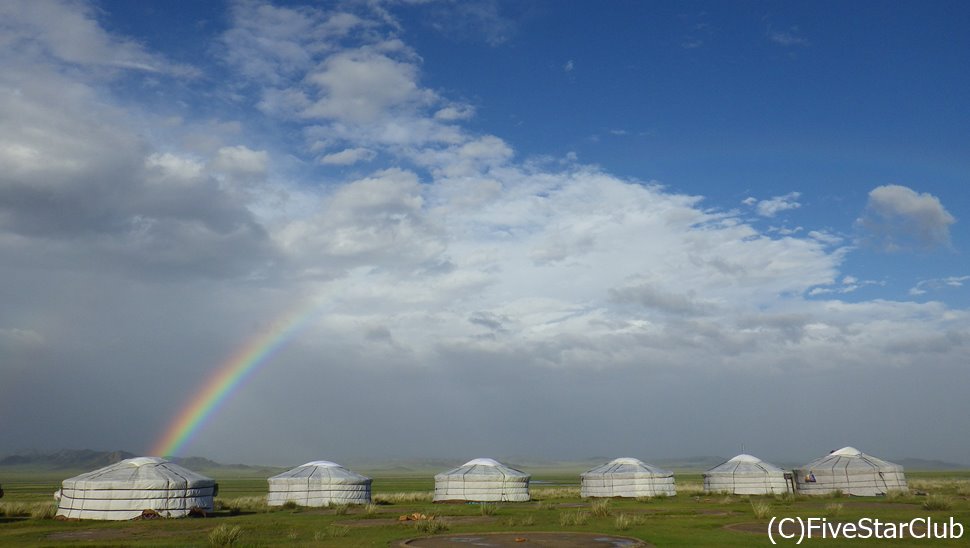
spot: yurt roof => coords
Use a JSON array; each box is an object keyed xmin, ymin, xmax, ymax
[
  {"xmin": 270, "ymin": 461, "xmax": 370, "ymax": 481},
  {"xmin": 707, "ymin": 454, "xmax": 785, "ymax": 474},
  {"xmin": 62, "ymin": 457, "xmax": 213, "ymax": 489},
  {"xmin": 436, "ymin": 458, "xmax": 529, "ymax": 478},
  {"xmin": 800, "ymin": 447, "xmax": 902, "ymax": 471},
  {"xmin": 582, "ymin": 457, "xmax": 673, "ymax": 477}
]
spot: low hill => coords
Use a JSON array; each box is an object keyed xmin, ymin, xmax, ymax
[{"xmin": 0, "ymin": 449, "xmax": 277, "ymax": 474}]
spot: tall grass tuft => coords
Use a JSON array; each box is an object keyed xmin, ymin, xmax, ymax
[
  {"xmin": 590, "ymin": 498, "xmax": 612, "ymax": 517},
  {"xmin": 414, "ymin": 518, "xmax": 449, "ymax": 534},
  {"xmin": 774, "ymin": 491, "xmax": 796, "ymax": 504},
  {"xmin": 505, "ymin": 514, "xmax": 535, "ymax": 527},
  {"xmin": 885, "ymin": 489, "xmax": 907, "ymax": 501},
  {"xmin": 208, "ymin": 524, "xmax": 242, "ymax": 547},
  {"xmin": 531, "ymin": 487, "xmax": 580, "ymax": 500},
  {"xmin": 923, "ymin": 496, "xmax": 952, "ymax": 511},
  {"xmin": 218, "ymin": 497, "xmax": 272, "ymax": 514},
  {"xmin": 750, "ymin": 500, "xmax": 772, "ymax": 519},
  {"xmin": 479, "ymin": 502, "xmax": 497, "ymax": 516},
  {"xmin": 0, "ymin": 502, "xmax": 56, "ymax": 518},
  {"xmin": 31, "ymin": 502, "xmax": 58, "ymax": 520},
  {"xmin": 614, "ymin": 513, "xmax": 645, "ymax": 531},
  {"xmin": 825, "ymin": 503, "xmax": 843, "ymax": 517},
  {"xmin": 331, "ymin": 503, "xmax": 350, "ymax": 515},
  {"xmin": 372, "ymin": 491, "xmax": 434, "ymax": 504},
  {"xmin": 559, "ymin": 509, "xmax": 591, "ymax": 526}
]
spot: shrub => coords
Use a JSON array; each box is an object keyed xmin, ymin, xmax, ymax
[{"xmin": 208, "ymin": 524, "xmax": 242, "ymax": 547}]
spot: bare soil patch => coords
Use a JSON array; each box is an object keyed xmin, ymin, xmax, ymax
[
  {"xmin": 47, "ymin": 529, "xmax": 129, "ymax": 541},
  {"xmin": 337, "ymin": 516, "xmax": 498, "ymax": 528},
  {"xmin": 399, "ymin": 531, "xmax": 651, "ymax": 547}
]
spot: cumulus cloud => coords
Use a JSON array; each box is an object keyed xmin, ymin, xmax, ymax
[
  {"xmin": 303, "ymin": 45, "xmax": 435, "ymax": 123},
  {"xmin": 856, "ymin": 184, "xmax": 956, "ymax": 252},
  {"xmin": 1, "ymin": 1, "xmax": 968, "ymax": 465}
]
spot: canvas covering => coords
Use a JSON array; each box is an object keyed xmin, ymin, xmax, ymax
[
  {"xmin": 267, "ymin": 460, "xmax": 372, "ymax": 506},
  {"xmin": 794, "ymin": 447, "xmax": 907, "ymax": 496},
  {"xmin": 581, "ymin": 457, "xmax": 677, "ymax": 498},
  {"xmin": 55, "ymin": 457, "xmax": 216, "ymax": 520},
  {"xmin": 703, "ymin": 454, "xmax": 791, "ymax": 494},
  {"xmin": 434, "ymin": 458, "xmax": 530, "ymax": 502}
]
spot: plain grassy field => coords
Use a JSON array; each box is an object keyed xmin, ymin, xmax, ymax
[{"xmin": 1, "ymin": 468, "xmax": 969, "ymax": 546}]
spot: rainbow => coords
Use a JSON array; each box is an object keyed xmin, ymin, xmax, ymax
[{"xmin": 151, "ymin": 299, "xmax": 328, "ymax": 457}]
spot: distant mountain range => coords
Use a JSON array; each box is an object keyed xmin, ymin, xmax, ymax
[
  {"xmin": 0, "ymin": 449, "xmax": 267, "ymax": 471},
  {"xmin": 0, "ymin": 450, "xmax": 966, "ymax": 472}
]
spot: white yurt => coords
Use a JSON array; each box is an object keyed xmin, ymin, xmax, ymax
[
  {"xmin": 794, "ymin": 447, "xmax": 907, "ymax": 496},
  {"xmin": 55, "ymin": 457, "xmax": 217, "ymax": 520},
  {"xmin": 434, "ymin": 458, "xmax": 530, "ymax": 502},
  {"xmin": 581, "ymin": 458, "xmax": 676, "ymax": 498},
  {"xmin": 703, "ymin": 454, "xmax": 791, "ymax": 495},
  {"xmin": 267, "ymin": 461, "xmax": 371, "ymax": 507}
]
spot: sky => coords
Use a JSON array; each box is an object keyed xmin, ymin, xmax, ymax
[{"xmin": 0, "ymin": 0, "xmax": 968, "ymax": 467}]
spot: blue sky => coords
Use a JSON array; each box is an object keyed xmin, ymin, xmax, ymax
[{"xmin": 0, "ymin": 0, "xmax": 967, "ymax": 465}]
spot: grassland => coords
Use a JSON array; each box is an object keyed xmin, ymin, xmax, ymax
[{"xmin": 1, "ymin": 469, "xmax": 968, "ymax": 546}]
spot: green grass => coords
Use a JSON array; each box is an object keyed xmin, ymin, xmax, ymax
[{"xmin": 1, "ymin": 469, "xmax": 969, "ymax": 546}]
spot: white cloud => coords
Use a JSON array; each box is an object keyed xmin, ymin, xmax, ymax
[
  {"xmin": 749, "ymin": 192, "xmax": 801, "ymax": 217},
  {"xmin": 211, "ymin": 146, "xmax": 269, "ymax": 181},
  {"xmin": 910, "ymin": 275, "xmax": 970, "ymax": 296},
  {"xmin": 856, "ymin": 184, "xmax": 956, "ymax": 252},
  {"xmin": 0, "ymin": 0, "xmax": 196, "ymax": 75},
  {"xmin": 808, "ymin": 275, "xmax": 882, "ymax": 296},
  {"xmin": 2, "ymin": 1, "xmax": 969, "ymax": 466},
  {"xmin": 434, "ymin": 104, "xmax": 476, "ymax": 121},
  {"xmin": 319, "ymin": 147, "xmax": 377, "ymax": 165},
  {"xmin": 303, "ymin": 46, "xmax": 435, "ymax": 123},
  {"xmin": 768, "ymin": 27, "xmax": 810, "ymax": 47},
  {"xmin": 564, "ymin": 59, "xmax": 574, "ymax": 72}
]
